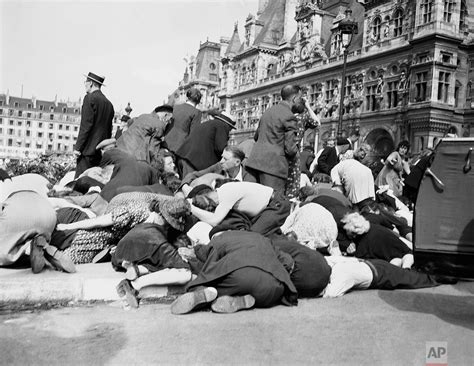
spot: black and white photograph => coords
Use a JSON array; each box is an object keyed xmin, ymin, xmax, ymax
[{"xmin": 0, "ymin": 0, "xmax": 473, "ymax": 364}]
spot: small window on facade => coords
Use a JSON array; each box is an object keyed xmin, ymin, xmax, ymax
[
  {"xmin": 437, "ymin": 71, "xmax": 450, "ymax": 103},
  {"xmin": 441, "ymin": 53, "xmax": 452, "ymax": 63},
  {"xmin": 421, "ymin": 0, "xmax": 433, "ymax": 23},
  {"xmin": 39, "ymin": 105, "xmax": 44, "ymax": 111},
  {"xmin": 14, "ymin": 102, "xmax": 19, "ymax": 108},
  {"xmin": 393, "ymin": 9, "xmax": 403, "ymax": 37},
  {"xmin": 415, "ymin": 71, "xmax": 428, "ymax": 101},
  {"xmin": 50, "ymin": 114, "xmax": 54, "ymax": 120},
  {"xmin": 443, "ymin": 0, "xmax": 454, "ymax": 22},
  {"xmin": 372, "ymin": 17, "xmax": 382, "ymax": 41}
]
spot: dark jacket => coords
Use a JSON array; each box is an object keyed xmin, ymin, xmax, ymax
[
  {"xmin": 300, "ymin": 148, "xmax": 315, "ymax": 177},
  {"xmin": 75, "ymin": 90, "xmax": 114, "ymax": 156},
  {"xmin": 245, "ymin": 101, "xmax": 299, "ymax": 179},
  {"xmin": 187, "ymin": 231, "xmax": 298, "ymax": 305},
  {"xmin": 116, "ymin": 112, "xmax": 169, "ymax": 163},
  {"xmin": 272, "ymin": 235, "xmax": 331, "ymax": 298},
  {"xmin": 164, "ymin": 103, "xmax": 202, "ymax": 153},
  {"xmin": 316, "ymin": 146, "xmax": 339, "ymax": 175},
  {"xmin": 99, "ymin": 149, "xmax": 160, "ymax": 202},
  {"xmin": 176, "ymin": 119, "xmax": 234, "ymax": 171}
]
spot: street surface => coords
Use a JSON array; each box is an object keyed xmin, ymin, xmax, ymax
[{"xmin": 1, "ymin": 282, "xmax": 473, "ymax": 365}]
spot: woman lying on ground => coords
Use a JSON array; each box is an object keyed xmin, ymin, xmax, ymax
[
  {"xmin": 54, "ymin": 192, "xmax": 190, "ymax": 264},
  {"xmin": 280, "ymin": 202, "xmax": 341, "ymax": 256},
  {"xmin": 341, "ymin": 212, "xmax": 413, "ymax": 268},
  {"xmin": 112, "ymin": 202, "xmax": 193, "ymax": 308}
]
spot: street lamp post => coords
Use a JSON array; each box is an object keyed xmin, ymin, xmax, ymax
[{"xmin": 336, "ymin": 9, "xmax": 358, "ymax": 139}]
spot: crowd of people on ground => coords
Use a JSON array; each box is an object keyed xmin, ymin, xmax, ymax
[{"xmin": 0, "ymin": 72, "xmax": 456, "ymax": 315}]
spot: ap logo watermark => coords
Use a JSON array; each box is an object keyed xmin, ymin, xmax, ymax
[{"xmin": 426, "ymin": 342, "xmax": 447, "ymax": 366}]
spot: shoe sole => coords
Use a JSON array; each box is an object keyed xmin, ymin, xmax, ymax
[
  {"xmin": 44, "ymin": 246, "xmax": 76, "ymax": 273},
  {"xmin": 116, "ymin": 280, "xmax": 139, "ymax": 309},
  {"xmin": 30, "ymin": 238, "xmax": 46, "ymax": 274},
  {"xmin": 171, "ymin": 287, "xmax": 217, "ymax": 315},
  {"xmin": 211, "ymin": 295, "xmax": 255, "ymax": 314}
]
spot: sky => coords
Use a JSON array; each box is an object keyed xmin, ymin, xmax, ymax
[{"xmin": 0, "ymin": 0, "xmax": 258, "ymax": 115}]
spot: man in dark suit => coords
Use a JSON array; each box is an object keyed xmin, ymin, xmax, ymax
[
  {"xmin": 175, "ymin": 111, "xmax": 236, "ymax": 178},
  {"xmin": 74, "ymin": 72, "xmax": 115, "ymax": 178},
  {"xmin": 316, "ymin": 139, "xmax": 350, "ymax": 175},
  {"xmin": 245, "ymin": 85, "xmax": 305, "ymax": 194},
  {"xmin": 164, "ymin": 88, "xmax": 202, "ymax": 153}
]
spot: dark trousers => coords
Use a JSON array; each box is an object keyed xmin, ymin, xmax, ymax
[
  {"xmin": 75, "ymin": 153, "xmax": 102, "ymax": 179},
  {"xmin": 367, "ymin": 259, "xmax": 438, "ymax": 290},
  {"xmin": 257, "ymin": 171, "xmax": 286, "ymax": 196},
  {"xmin": 215, "ymin": 267, "xmax": 284, "ymax": 308},
  {"xmin": 250, "ymin": 191, "xmax": 291, "ymax": 237}
]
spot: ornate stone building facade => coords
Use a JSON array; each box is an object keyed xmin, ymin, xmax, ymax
[
  {"xmin": 216, "ymin": 0, "xmax": 474, "ymax": 158},
  {"xmin": 169, "ymin": 39, "xmax": 227, "ymax": 110}
]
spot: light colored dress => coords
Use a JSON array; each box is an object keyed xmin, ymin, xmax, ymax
[
  {"xmin": 375, "ymin": 151, "xmax": 404, "ymax": 197},
  {"xmin": 281, "ymin": 203, "xmax": 338, "ymax": 251}
]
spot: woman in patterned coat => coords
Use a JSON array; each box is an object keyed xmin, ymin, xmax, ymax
[{"xmin": 55, "ymin": 192, "xmax": 190, "ymax": 264}]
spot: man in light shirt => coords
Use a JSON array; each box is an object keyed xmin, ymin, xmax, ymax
[{"xmin": 188, "ymin": 181, "xmax": 290, "ymax": 237}]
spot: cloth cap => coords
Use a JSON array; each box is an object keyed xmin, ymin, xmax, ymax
[{"xmin": 150, "ymin": 195, "xmax": 190, "ymax": 231}]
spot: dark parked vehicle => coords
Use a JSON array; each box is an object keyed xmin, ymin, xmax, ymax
[{"xmin": 414, "ymin": 138, "xmax": 474, "ymax": 279}]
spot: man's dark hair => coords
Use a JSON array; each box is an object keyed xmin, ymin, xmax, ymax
[
  {"xmin": 281, "ymin": 85, "xmax": 301, "ymax": 101},
  {"xmin": 298, "ymin": 185, "xmax": 316, "ymax": 201},
  {"xmin": 312, "ymin": 172, "xmax": 332, "ymax": 184},
  {"xmin": 224, "ymin": 146, "xmax": 245, "ymax": 162},
  {"xmin": 186, "ymin": 88, "xmax": 202, "ymax": 104},
  {"xmin": 192, "ymin": 190, "xmax": 218, "ymax": 212}
]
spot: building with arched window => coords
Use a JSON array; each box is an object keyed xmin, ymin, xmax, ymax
[{"xmin": 171, "ymin": 0, "xmax": 474, "ymax": 160}]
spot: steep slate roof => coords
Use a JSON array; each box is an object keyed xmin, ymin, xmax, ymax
[
  {"xmin": 225, "ymin": 24, "xmax": 242, "ymax": 57},
  {"xmin": 235, "ymin": 0, "xmax": 286, "ymax": 54},
  {"xmin": 252, "ymin": 0, "xmax": 286, "ymax": 47}
]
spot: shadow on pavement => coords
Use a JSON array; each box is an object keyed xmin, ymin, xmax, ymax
[
  {"xmin": 377, "ymin": 290, "xmax": 474, "ymax": 331},
  {"xmin": 2, "ymin": 322, "xmax": 126, "ymax": 364}
]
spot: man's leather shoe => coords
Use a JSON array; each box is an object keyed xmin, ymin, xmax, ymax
[
  {"xmin": 30, "ymin": 236, "xmax": 47, "ymax": 274},
  {"xmin": 171, "ymin": 287, "xmax": 218, "ymax": 315},
  {"xmin": 44, "ymin": 246, "xmax": 76, "ymax": 273},
  {"xmin": 211, "ymin": 294, "xmax": 255, "ymax": 313}
]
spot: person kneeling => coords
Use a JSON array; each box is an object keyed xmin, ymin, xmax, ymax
[{"xmin": 170, "ymin": 230, "xmax": 298, "ymax": 314}]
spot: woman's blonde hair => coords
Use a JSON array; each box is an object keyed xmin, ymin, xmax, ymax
[{"xmin": 341, "ymin": 212, "xmax": 370, "ymax": 235}]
